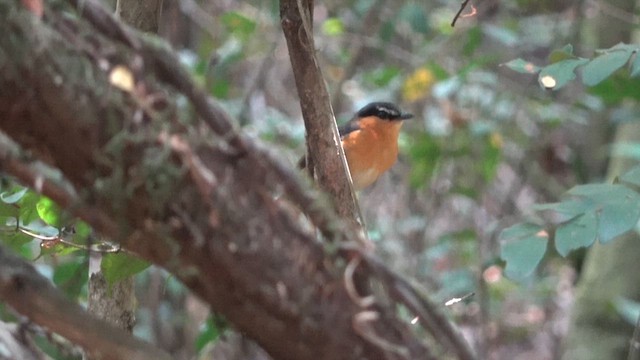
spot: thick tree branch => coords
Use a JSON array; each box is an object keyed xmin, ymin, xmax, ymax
[{"xmin": 0, "ymin": 245, "xmax": 171, "ymax": 360}]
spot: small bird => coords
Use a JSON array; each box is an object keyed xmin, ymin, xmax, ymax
[
  {"xmin": 338, "ymin": 102, "xmax": 413, "ymax": 190},
  {"xmin": 299, "ymin": 102, "xmax": 413, "ymax": 190}
]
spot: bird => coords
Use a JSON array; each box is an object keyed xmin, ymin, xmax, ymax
[{"xmin": 301, "ymin": 102, "xmax": 413, "ymax": 190}]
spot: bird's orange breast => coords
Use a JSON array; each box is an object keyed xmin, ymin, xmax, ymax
[{"xmin": 341, "ymin": 117, "xmax": 404, "ymax": 190}]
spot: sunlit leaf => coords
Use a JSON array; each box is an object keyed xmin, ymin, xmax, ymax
[
  {"xmin": 539, "ymin": 75, "xmax": 556, "ymax": 89},
  {"xmin": 499, "ymin": 223, "xmax": 548, "ymax": 279},
  {"xmin": 582, "ymin": 49, "xmax": 634, "ymax": 86},
  {"xmin": 322, "ymin": 18, "xmax": 344, "ymax": 36},
  {"xmin": 109, "ymin": 65, "xmax": 135, "ymax": 93},
  {"xmin": 36, "ymin": 197, "xmax": 63, "ymax": 227},
  {"xmin": 538, "ymin": 58, "xmax": 588, "ymax": 90}
]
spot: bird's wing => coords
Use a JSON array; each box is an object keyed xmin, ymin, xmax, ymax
[{"xmin": 338, "ymin": 118, "xmax": 361, "ymax": 138}]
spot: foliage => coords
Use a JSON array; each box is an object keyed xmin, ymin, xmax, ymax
[
  {"xmin": 499, "ymin": 43, "xmax": 640, "ymax": 279},
  {"xmin": 501, "ymin": 165, "xmax": 640, "ymax": 278},
  {"xmin": 505, "ymin": 43, "xmax": 640, "ymax": 90}
]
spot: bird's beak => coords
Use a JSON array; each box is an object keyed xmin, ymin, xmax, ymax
[{"xmin": 400, "ymin": 112, "xmax": 414, "ymax": 120}]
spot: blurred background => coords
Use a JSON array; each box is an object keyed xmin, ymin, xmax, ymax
[
  {"xmin": 5, "ymin": 0, "xmax": 640, "ymax": 359},
  {"xmin": 150, "ymin": 0, "xmax": 609, "ymax": 358}
]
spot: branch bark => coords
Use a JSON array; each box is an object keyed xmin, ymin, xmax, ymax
[
  {"xmin": 0, "ymin": 245, "xmax": 171, "ymax": 360},
  {"xmin": 0, "ymin": 1, "xmax": 474, "ymax": 359},
  {"xmin": 279, "ymin": 0, "xmax": 364, "ymax": 233}
]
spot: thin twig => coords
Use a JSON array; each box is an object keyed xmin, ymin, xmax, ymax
[{"xmin": 451, "ymin": 0, "xmax": 472, "ymax": 27}]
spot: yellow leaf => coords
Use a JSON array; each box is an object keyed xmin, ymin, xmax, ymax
[{"xmin": 402, "ymin": 68, "xmax": 435, "ymax": 102}]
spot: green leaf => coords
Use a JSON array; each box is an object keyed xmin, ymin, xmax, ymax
[
  {"xmin": 499, "ymin": 223, "xmax": 548, "ymax": 279},
  {"xmin": 36, "ymin": 197, "xmax": 63, "ymax": 227},
  {"xmin": 0, "ymin": 187, "xmax": 28, "ymax": 204},
  {"xmin": 532, "ymin": 199, "xmax": 588, "ymax": 222},
  {"xmin": 566, "ymin": 184, "xmax": 640, "ymax": 243},
  {"xmin": 539, "ymin": 58, "xmax": 588, "ymax": 90},
  {"xmin": 407, "ymin": 133, "xmax": 441, "ymax": 188},
  {"xmin": 364, "ymin": 66, "xmax": 401, "ymax": 87},
  {"xmin": 321, "ymin": 18, "xmax": 344, "ymax": 36},
  {"xmin": 502, "ymin": 58, "xmax": 540, "ymax": 74},
  {"xmin": 548, "ymin": 44, "xmax": 574, "ymax": 63},
  {"xmin": 463, "ymin": 26, "xmax": 482, "ymax": 56},
  {"xmin": 0, "ymin": 200, "xmax": 17, "ymax": 218},
  {"xmin": 19, "ymin": 192, "xmax": 41, "ymax": 224},
  {"xmin": 555, "ymin": 212, "xmax": 597, "ymax": 256},
  {"xmin": 589, "ymin": 74, "xmax": 640, "ymax": 105},
  {"xmin": 196, "ymin": 315, "xmax": 228, "ymax": 353},
  {"xmin": 221, "ymin": 12, "xmax": 256, "ymax": 39},
  {"xmin": 620, "ymin": 165, "xmax": 640, "ymax": 187},
  {"xmin": 582, "ymin": 50, "xmax": 634, "ymax": 86},
  {"xmin": 53, "ymin": 258, "xmax": 88, "ymax": 299},
  {"xmin": 481, "ymin": 135, "xmax": 501, "ymax": 181},
  {"xmin": 101, "ymin": 253, "xmax": 150, "ymax": 286}
]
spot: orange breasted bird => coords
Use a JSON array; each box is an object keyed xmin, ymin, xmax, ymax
[{"xmin": 338, "ymin": 102, "xmax": 413, "ymax": 190}]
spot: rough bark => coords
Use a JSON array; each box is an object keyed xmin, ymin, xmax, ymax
[
  {"xmin": 116, "ymin": 0, "xmax": 163, "ymax": 33},
  {"xmin": 280, "ymin": 0, "xmax": 365, "ymax": 232},
  {"xmin": 0, "ymin": 1, "xmax": 474, "ymax": 359},
  {"xmin": 0, "ymin": 246, "xmax": 171, "ymax": 360}
]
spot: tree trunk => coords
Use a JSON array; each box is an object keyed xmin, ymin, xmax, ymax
[{"xmin": 562, "ymin": 0, "xmax": 639, "ymax": 358}]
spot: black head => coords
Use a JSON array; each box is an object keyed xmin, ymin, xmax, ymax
[{"xmin": 356, "ymin": 102, "xmax": 413, "ymax": 121}]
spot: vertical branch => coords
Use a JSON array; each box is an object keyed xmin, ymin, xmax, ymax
[{"xmin": 279, "ymin": 0, "xmax": 365, "ymax": 236}]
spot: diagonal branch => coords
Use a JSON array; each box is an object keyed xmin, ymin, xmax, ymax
[{"xmin": 0, "ymin": 245, "xmax": 171, "ymax": 360}]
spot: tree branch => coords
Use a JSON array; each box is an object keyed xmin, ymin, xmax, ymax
[
  {"xmin": 0, "ymin": 245, "xmax": 172, "ymax": 360},
  {"xmin": 279, "ymin": 0, "xmax": 365, "ymax": 234}
]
